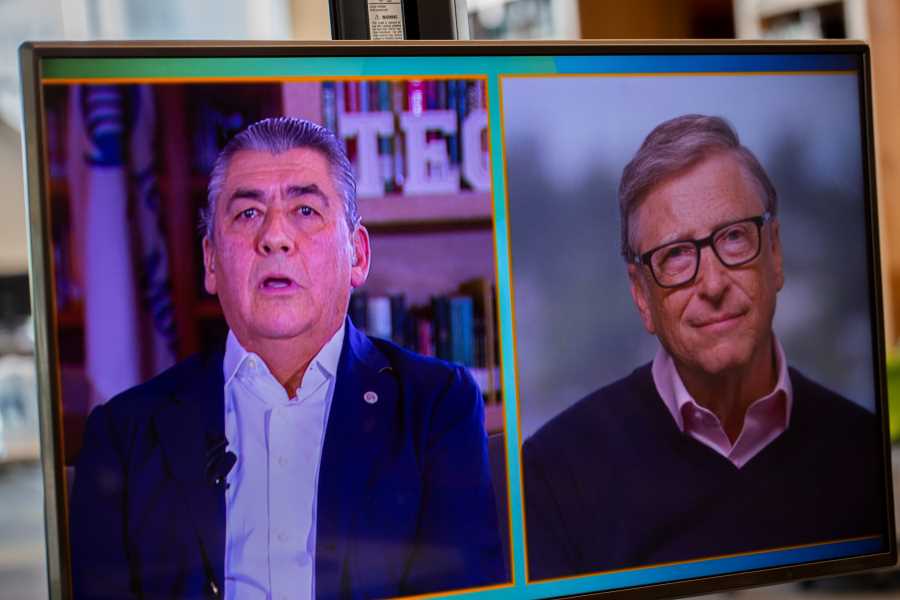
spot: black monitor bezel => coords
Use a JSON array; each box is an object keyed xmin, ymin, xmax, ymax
[{"xmin": 19, "ymin": 39, "xmax": 895, "ymax": 600}]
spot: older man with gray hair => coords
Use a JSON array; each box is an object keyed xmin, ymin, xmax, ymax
[
  {"xmin": 70, "ymin": 117, "xmax": 506, "ymax": 599},
  {"xmin": 522, "ymin": 114, "xmax": 884, "ymax": 581}
]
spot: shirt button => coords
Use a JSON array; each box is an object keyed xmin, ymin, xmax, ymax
[
  {"xmin": 278, "ymin": 456, "xmax": 288, "ymax": 467},
  {"xmin": 277, "ymin": 531, "xmax": 288, "ymax": 542}
]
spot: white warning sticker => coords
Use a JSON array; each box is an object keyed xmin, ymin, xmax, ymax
[{"xmin": 368, "ymin": 0, "xmax": 406, "ymax": 40}]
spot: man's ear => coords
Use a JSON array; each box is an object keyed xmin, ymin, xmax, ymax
[
  {"xmin": 202, "ymin": 236, "xmax": 217, "ymax": 295},
  {"xmin": 769, "ymin": 218, "xmax": 784, "ymax": 292},
  {"xmin": 628, "ymin": 264, "xmax": 656, "ymax": 335},
  {"xmin": 350, "ymin": 225, "xmax": 371, "ymax": 288}
]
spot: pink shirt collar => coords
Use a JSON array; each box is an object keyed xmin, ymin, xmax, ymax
[{"xmin": 651, "ymin": 338, "xmax": 793, "ymax": 469}]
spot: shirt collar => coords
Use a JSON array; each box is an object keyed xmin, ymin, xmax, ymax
[
  {"xmin": 651, "ymin": 336, "xmax": 794, "ymax": 433},
  {"xmin": 223, "ymin": 321, "xmax": 346, "ymax": 389}
]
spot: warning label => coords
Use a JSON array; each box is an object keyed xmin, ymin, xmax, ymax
[{"xmin": 368, "ymin": 0, "xmax": 406, "ymax": 40}]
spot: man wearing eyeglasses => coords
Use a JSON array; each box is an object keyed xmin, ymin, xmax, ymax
[{"xmin": 522, "ymin": 114, "xmax": 884, "ymax": 581}]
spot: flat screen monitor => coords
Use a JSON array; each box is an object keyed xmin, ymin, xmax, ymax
[{"xmin": 19, "ymin": 40, "xmax": 895, "ymax": 599}]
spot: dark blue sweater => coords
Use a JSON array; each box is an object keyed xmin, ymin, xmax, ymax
[{"xmin": 523, "ymin": 364, "xmax": 887, "ymax": 581}]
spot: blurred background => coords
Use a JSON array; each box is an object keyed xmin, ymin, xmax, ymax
[{"xmin": 4, "ymin": 0, "xmax": 900, "ymax": 598}]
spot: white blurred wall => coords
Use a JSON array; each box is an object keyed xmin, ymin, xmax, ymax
[{"xmin": 0, "ymin": 122, "xmax": 26, "ymax": 275}]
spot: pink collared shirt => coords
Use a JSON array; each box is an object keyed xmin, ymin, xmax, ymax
[{"xmin": 651, "ymin": 339, "xmax": 793, "ymax": 469}]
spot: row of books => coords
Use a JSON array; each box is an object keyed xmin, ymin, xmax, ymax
[
  {"xmin": 349, "ymin": 293, "xmax": 483, "ymax": 367},
  {"xmin": 348, "ymin": 279, "xmax": 500, "ymax": 399},
  {"xmin": 323, "ymin": 80, "xmax": 486, "ymax": 123},
  {"xmin": 323, "ymin": 79, "xmax": 489, "ymax": 195}
]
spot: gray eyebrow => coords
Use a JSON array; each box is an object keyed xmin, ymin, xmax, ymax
[
  {"xmin": 225, "ymin": 184, "xmax": 330, "ymax": 212},
  {"xmin": 286, "ymin": 184, "xmax": 330, "ymax": 207},
  {"xmin": 224, "ymin": 188, "xmax": 263, "ymax": 215}
]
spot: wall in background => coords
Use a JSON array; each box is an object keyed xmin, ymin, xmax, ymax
[
  {"xmin": 0, "ymin": 121, "xmax": 26, "ymax": 275},
  {"xmin": 577, "ymin": 0, "xmax": 733, "ymax": 39},
  {"xmin": 868, "ymin": 0, "xmax": 900, "ymax": 345}
]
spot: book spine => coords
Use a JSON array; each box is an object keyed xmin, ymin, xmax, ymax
[
  {"xmin": 450, "ymin": 297, "xmax": 463, "ymax": 365},
  {"xmin": 345, "ymin": 81, "xmax": 360, "ymax": 113},
  {"xmin": 359, "ymin": 81, "xmax": 370, "ymax": 112},
  {"xmin": 425, "ymin": 80, "xmax": 438, "ymax": 111},
  {"xmin": 390, "ymin": 294, "xmax": 407, "ymax": 347},
  {"xmin": 473, "ymin": 302, "xmax": 486, "ymax": 368},
  {"xmin": 457, "ymin": 81, "xmax": 470, "ymax": 187},
  {"xmin": 432, "ymin": 296, "xmax": 451, "ymax": 361},
  {"xmin": 370, "ymin": 81, "xmax": 381, "ymax": 112},
  {"xmin": 462, "ymin": 297, "xmax": 474, "ymax": 367},
  {"xmin": 416, "ymin": 317, "xmax": 434, "ymax": 357},
  {"xmin": 447, "ymin": 80, "xmax": 460, "ymax": 165},
  {"xmin": 465, "ymin": 80, "xmax": 479, "ymax": 114},
  {"xmin": 367, "ymin": 296, "xmax": 392, "ymax": 340},
  {"xmin": 437, "ymin": 80, "xmax": 448, "ymax": 111},
  {"xmin": 335, "ymin": 81, "xmax": 346, "ymax": 114},
  {"xmin": 449, "ymin": 296, "xmax": 475, "ymax": 367},
  {"xmin": 408, "ymin": 80, "xmax": 425, "ymax": 116}
]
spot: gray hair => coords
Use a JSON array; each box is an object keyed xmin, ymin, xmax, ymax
[
  {"xmin": 202, "ymin": 117, "xmax": 359, "ymax": 239},
  {"xmin": 619, "ymin": 114, "xmax": 777, "ymax": 260}
]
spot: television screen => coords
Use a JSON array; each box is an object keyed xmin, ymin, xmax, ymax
[{"xmin": 19, "ymin": 41, "xmax": 895, "ymax": 600}]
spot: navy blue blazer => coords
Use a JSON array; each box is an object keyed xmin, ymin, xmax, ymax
[{"xmin": 70, "ymin": 321, "xmax": 506, "ymax": 599}]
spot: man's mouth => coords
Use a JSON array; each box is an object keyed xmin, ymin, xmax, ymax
[
  {"xmin": 259, "ymin": 276, "xmax": 298, "ymax": 291},
  {"xmin": 691, "ymin": 311, "xmax": 746, "ymax": 330}
]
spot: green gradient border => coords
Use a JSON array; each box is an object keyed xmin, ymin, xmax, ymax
[{"xmin": 42, "ymin": 56, "xmax": 556, "ymax": 80}]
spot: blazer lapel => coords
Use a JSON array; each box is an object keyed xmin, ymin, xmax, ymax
[
  {"xmin": 316, "ymin": 320, "xmax": 399, "ymax": 599},
  {"xmin": 152, "ymin": 351, "xmax": 227, "ymax": 590}
]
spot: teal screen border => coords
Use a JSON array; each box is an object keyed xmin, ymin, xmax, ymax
[{"xmin": 40, "ymin": 52, "xmax": 884, "ymax": 599}]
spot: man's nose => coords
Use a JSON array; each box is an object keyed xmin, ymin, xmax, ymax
[
  {"xmin": 257, "ymin": 210, "xmax": 296, "ymax": 255},
  {"xmin": 694, "ymin": 245, "xmax": 729, "ymax": 301}
]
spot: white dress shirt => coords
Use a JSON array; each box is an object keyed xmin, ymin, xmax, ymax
[{"xmin": 222, "ymin": 323, "xmax": 345, "ymax": 600}]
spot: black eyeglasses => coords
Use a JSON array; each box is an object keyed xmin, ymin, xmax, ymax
[{"xmin": 630, "ymin": 212, "xmax": 772, "ymax": 288}]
